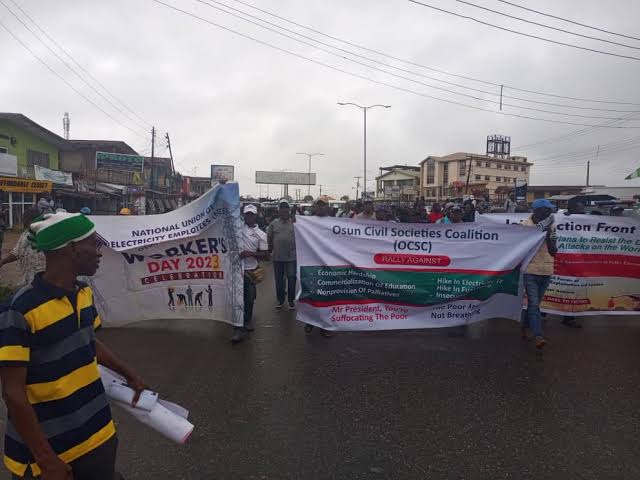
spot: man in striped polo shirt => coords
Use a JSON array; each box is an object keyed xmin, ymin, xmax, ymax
[{"xmin": 0, "ymin": 212, "xmax": 146, "ymax": 479}]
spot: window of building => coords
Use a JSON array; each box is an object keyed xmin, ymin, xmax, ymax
[
  {"xmin": 476, "ymin": 161, "xmax": 482, "ymax": 167},
  {"xmin": 485, "ymin": 162, "xmax": 491, "ymax": 168},
  {"xmin": 496, "ymin": 176, "xmax": 502, "ymax": 182},
  {"xmin": 521, "ymin": 166, "xmax": 527, "ymax": 172},
  {"xmin": 475, "ymin": 175, "xmax": 481, "ymax": 180},
  {"xmin": 459, "ymin": 160, "xmax": 467, "ymax": 178},
  {"xmin": 443, "ymin": 163, "xmax": 449, "ymax": 185},
  {"xmin": 505, "ymin": 164, "xmax": 511, "ymax": 170},
  {"xmin": 497, "ymin": 163, "xmax": 503, "ymax": 169},
  {"xmin": 485, "ymin": 176, "xmax": 491, "ymax": 181},
  {"xmin": 1, "ymin": 192, "xmax": 37, "ymax": 228},
  {"xmin": 426, "ymin": 159, "xmax": 435, "ymax": 184},
  {"xmin": 27, "ymin": 149, "xmax": 50, "ymax": 168},
  {"xmin": 0, "ymin": 147, "xmax": 7, "ymax": 154}
]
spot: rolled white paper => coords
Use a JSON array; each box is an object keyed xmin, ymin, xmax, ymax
[
  {"xmin": 107, "ymin": 383, "xmax": 158, "ymax": 412},
  {"xmin": 117, "ymin": 401, "xmax": 195, "ymax": 444},
  {"xmin": 98, "ymin": 365, "xmax": 194, "ymax": 444}
]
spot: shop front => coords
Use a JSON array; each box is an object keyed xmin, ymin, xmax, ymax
[{"xmin": 0, "ymin": 176, "xmax": 52, "ymax": 228}]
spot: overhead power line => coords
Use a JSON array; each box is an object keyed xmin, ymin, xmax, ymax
[
  {"xmin": 229, "ymin": 0, "xmax": 640, "ymax": 107},
  {"xmin": 408, "ymin": 0, "xmax": 640, "ymax": 61},
  {"xmin": 1, "ymin": 0, "xmax": 150, "ymax": 136},
  {"xmin": 455, "ymin": 0, "xmax": 640, "ymax": 51},
  {"xmin": 533, "ymin": 137, "xmax": 640, "ymax": 165},
  {"xmin": 496, "ymin": 0, "xmax": 640, "ymax": 42},
  {"xmin": 516, "ymin": 110, "xmax": 640, "ymax": 150},
  {"xmin": 7, "ymin": 0, "xmax": 154, "ymax": 130},
  {"xmin": 201, "ymin": 0, "xmax": 640, "ymax": 114},
  {"xmin": 0, "ymin": 19, "xmax": 149, "ymax": 139},
  {"xmin": 150, "ymin": 0, "xmax": 640, "ymax": 129},
  {"xmin": 194, "ymin": 0, "xmax": 639, "ymax": 121}
]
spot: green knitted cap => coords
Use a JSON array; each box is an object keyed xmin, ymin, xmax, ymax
[{"xmin": 29, "ymin": 212, "xmax": 96, "ymax": 252}]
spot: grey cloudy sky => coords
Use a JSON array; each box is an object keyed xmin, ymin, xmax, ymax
[{"xmin": 2, "ymin": 0, "xmax": 639, "ymax": 198}]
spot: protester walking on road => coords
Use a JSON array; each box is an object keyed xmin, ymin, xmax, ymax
[
  {"xmin": 36, "ymin": 194, "xmax": 54, "ymax": 216},
  {"xmin": 504, "ymin": 193, "xmax": 517, "ymax": 213},
  {"xmin": 427, "ymin": 203, "xmax": 443, "ymax": 223},
  {"xmin": 0, "ymin": 209, "xmax": 45, "ymax": 286},
  {"xmin": 304, "ymin": 198, "xmax": 334, "ymax": 338},
  {"xmin": 462, "ymin": 200, "xmax": 476, "ymax": 222},
  {"xmin": 438, "ymin": 204, "xmax": 464, "ymax": 224},
  {"xmin": 350, "ymin": 200, "xmax": 363, "ymax": 218},
  {"xmin": 233, "ymin": 204, "xmax": 270, "ymax": 344},
  {"xmin": 522, "ymin": 199, "xmax": 558, "ymax": 350},
  {"xmin": 267, "ymin": 201, "xmax": 297, "ymax": 311},
  {"xmin": 355, "ymin": 198, "xmax": 374, "ymax": 219},
  {"xmin": 0, "ymin": 211, "xmax": 147, "ymax": 479}
]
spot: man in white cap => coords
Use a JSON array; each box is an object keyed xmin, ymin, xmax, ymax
[
  {"xmin": 0, "ymin": 212, "xmax": 146, "ymax": 479},
  {"xmin": 234, "ymin": 204, "xmax": 269, "ymax": 343}
]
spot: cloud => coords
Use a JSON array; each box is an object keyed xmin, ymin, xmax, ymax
[{"xmin": 1, "ymin": 0, "xmax": 639, "ymax": 198}]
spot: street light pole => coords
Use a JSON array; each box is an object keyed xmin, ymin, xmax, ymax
[
  {"xmin": 338, "ymin": 102, "xmax": 391, "ymax": 199},
  {"xmin": 296, "ymin": 152, "xmax": 324, "ymax": 197}
]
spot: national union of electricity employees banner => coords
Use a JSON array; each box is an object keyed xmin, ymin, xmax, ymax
[
  {"xmin": 90, "ymin": 183, "xmax": 244, "ymax": 327},
  {"xmin": 294, "ymin": 217, "xmax": 546, "ymax": 331},
  {"xmin": 476, "ymin": 213, "xmax": 640, "ymax": 315}
]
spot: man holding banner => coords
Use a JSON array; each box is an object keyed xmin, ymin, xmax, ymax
[
  {"xmin": 234, "ymin": 204, "xmax": 269, "ymax": 343},
  {"xmin": 522, "ymin": 199, "xmax": 558, "ymax": 350},
  {"xmin": 268, "ymin": 201, "xmax": 297, "ymax": 311}
]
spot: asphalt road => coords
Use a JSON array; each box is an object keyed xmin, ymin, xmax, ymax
[{"xmin": 2, "ymin": 264, "xmax": 640, "ymax": 479}]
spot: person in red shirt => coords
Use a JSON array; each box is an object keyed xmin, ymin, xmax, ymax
[{"xmin": 427, "ymin": 203, "xmax": 444, "ymax": 223}]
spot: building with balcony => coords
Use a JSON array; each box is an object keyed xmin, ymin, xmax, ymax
[
  {"xmin": 375, "ymin": 165, "xmax": 420, "ymax": 202},
  {"xmin": 419, "ymin": 152, "xmax": 532, "ymax": 201}
]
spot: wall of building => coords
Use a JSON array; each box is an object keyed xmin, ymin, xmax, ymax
[
  {"xmin": 421, "ymin": 155, "xmax": 531, "ymax": 200},
  {"xmin": 470, "ymin": 157, "xmax": 529, "ymax": 196},
  {"xmin": 0, "ymin": 120, "xmax": 60, "ymax": 170},
  {"xmin": 60, "ymin": 149, "xmax": 92, "ymax": 173},
  {"xmin": 376, "ymin": 170, "xmax": 419, "ymax": 198}
]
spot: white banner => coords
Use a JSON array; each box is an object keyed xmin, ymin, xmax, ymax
[
  {"xmin": 294, "ymin": 217, "xmax": 545, "ymax": 331},
  {"xmin": 477, "ymin": 213, "xmax": 640, "ymax": 316},
  {"xmin": 91, "ymin": 184, "xmax": 244, "ymax": 327},
  {"xmin": 33, "ymin": 165, "xmax": 73, "ymax": 186}
]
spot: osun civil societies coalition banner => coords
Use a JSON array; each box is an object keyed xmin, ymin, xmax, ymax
[
  {"xmin": 477, "ymin": 213, "xmax": 640, "ymax": 316},
  {"xmin": 294, "ymin": 217, "xmax": 545, "ymax": 331},
  {"xmin": 90, "ymin": 183, "xmax": 244, "ymax": 327}
]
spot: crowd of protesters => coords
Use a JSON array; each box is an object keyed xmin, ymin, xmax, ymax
[
  {"xmin": 0, "ymin": 186, "xmax": 634, "ymax": 479},
  {"xmin": 241, "ymin": 193, "xmax": 632, "ymax": 350}
]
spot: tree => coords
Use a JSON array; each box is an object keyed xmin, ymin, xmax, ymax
[
  {"xmin": 303, "ymin": 195, "xmax": 314, "ymax": 202},
  {"xmin": 340, "ymin": 195, "xmax": 350, "ymax": 201}
]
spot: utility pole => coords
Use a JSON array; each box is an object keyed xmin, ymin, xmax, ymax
[
  {"xmin": 150, "ymin": 127, "xmax": 156, "ymax": 188},
  {"xmin": 354, "ymin": 176, "xmax": 361, "ymax": 200},
  {"xmin": 165, "ymin": 133, "xmax": 175, "ymax": 174},
  {"xmin": 465, "ymin": 155, "xmax": 473, "ymax": 195},
  {"xmin": 588, "ymin": 145, "xmax": 599, "ymax": 187},
  {"xmin": 363, "ymin": 108, "xmax": 367, "ymax": 198},
  {"xmin": 319, "ymin": 184, "xmax": 323, "ymax": 197},
  {"xmin": 338, "ymin": 102, "xmax": 391, "ymax": 199},
  {"xmin": 63, "ymin": 112, "xmax": 70, "ymax": 140},
  {"xmin": 296, "ymin": 152, "xmax": 324, "ymax": 196}
]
